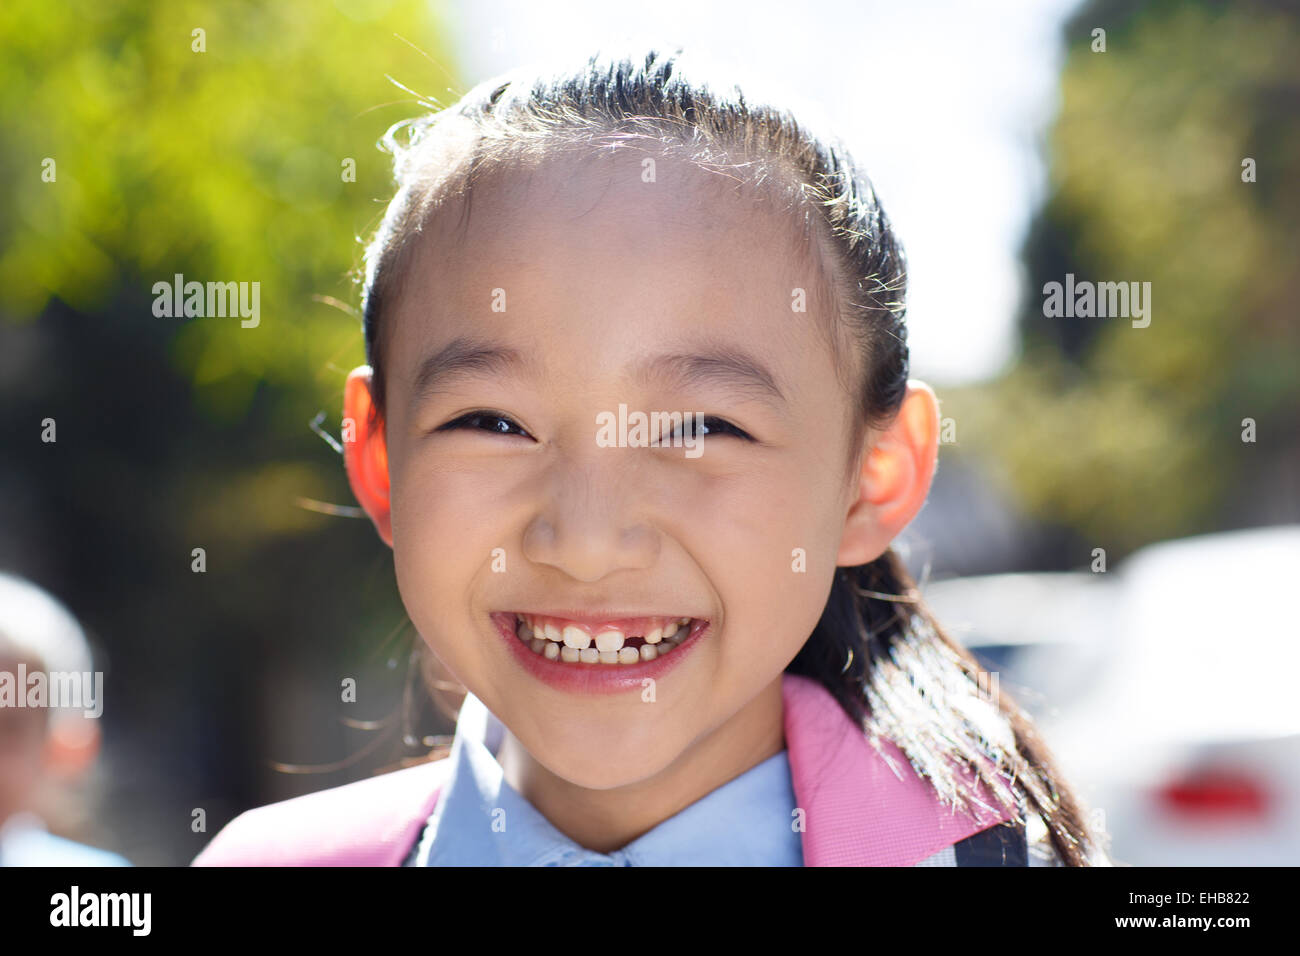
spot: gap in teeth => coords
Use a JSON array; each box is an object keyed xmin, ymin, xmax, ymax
[{"xmin": 514, "ymin": 614, "xmax": 696, "ymax": 663}]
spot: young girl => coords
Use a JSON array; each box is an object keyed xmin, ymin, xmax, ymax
[{"xmin": 195, "ymin": 47, "xmax": 1108, "ymax": 867}]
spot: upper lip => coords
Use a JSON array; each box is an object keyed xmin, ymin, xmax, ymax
[{"xmin": 502, "ymin": 609, "xmax": 708, "ymax": 625}]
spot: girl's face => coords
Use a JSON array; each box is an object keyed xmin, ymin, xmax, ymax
[{"xmin": 368, "ymin": 151, "xmax": 870, "ymax": 790}]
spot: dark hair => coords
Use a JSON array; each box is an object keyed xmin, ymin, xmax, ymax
[{"xmin": 357, "ymin": 47, "xmax": 1107, "ymax": 866}]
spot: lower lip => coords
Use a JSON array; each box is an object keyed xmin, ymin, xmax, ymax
[{"xmin": 491, "ymin": 612, "xmax": 711, "ymax": 695}]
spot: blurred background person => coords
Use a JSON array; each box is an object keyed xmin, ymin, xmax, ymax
[{"xmin": 0, "ymin": 572, "xmax": 130, "ymax": 866}]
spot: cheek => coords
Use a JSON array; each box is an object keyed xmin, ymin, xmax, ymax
[
  {"xmin": 699, "ymin": 461, "xmax": 841, "ymax": 565},
  {"xmin": 390, "ymin": 440, "xmax": 501, "ymax": 560},
  {"xmin": 388, "ymin": 458, "xmax": 499, "ymax": 662},
  {"xmin": 694, "ymin": 475, "xmax": 842, "ymax": 669},
  {"xmin": 715, "ymin": 542, "xmax": 837, "ymax": 678}
]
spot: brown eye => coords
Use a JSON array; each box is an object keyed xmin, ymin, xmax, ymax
[
  {"xmin": 439, "ymin": 411, "xmax": 531, "ymax": 438},
  {"xmin": 662, "ymin": 416, "xmax": 752, "ymax": 442}
]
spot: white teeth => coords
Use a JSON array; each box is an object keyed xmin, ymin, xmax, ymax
[
  {"xmin": 512, "ymin": 614, "xmax": 700, "ymax": 665},
  {"xmin": 563, "ymin": 625, "xmax": 592, "ymax": 649},
  {"xmin": 595, "ymin": 629, "xmax": 625, "ymax": 652}
]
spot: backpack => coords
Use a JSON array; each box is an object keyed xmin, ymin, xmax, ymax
[{"xmin": 193, "ymin": 674, "xmax": 1028, "ymax": 866}]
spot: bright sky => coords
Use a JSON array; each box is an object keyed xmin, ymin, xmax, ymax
[{"xmin": 437, "ymin": 0, "xmax": 1084, "ymax": 385}]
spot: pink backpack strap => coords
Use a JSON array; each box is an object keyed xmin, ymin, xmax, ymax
[
  {"xmin": 782, "ymin": 673, "xmax": 1019, "ymax": 866},
  {"xmin": 192, "ymin": 758, "xmax": 450, "ymax": 866},
  {"xmin": 195, "ymin": 679, "xmax": 1017, "ymax": 867}
]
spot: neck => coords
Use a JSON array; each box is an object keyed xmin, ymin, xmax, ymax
[{"xmin": 497, "ymin": 676, "xmax": 786, "ymax": 855}]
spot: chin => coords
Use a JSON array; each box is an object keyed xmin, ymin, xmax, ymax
[{"xmin": 519, "ymin": 726, "xmax": 682, "ymax": 791}]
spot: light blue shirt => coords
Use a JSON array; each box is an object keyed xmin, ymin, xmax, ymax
[
  {"xmin": 0, "ymin": 813, "xmax": 131, "ymax": 867},
  {"xmin": 408, "ymin": 691, "xmax": 803, "ymax": 866}
]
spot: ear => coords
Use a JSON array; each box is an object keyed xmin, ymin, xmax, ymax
[
  {"xmin": 837, "ymin": 381, "xmax": 940, "ymax": 567},
  {"xmin": 343, "ymin": 367, "xmax": 393, "ymax": 547}
]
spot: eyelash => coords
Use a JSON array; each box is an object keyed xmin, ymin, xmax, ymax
[
  {"xmin": 437, "ymin": 411, "xmax": 753, "ymax": 441},
  {"xmin": 437, "ymin": 410, "xmax": 530, "ymax": 438}
]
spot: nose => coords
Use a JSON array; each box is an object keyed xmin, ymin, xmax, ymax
[{"xmin": 520, "ymin": 456, "xmax": 660, "ymax": 583}]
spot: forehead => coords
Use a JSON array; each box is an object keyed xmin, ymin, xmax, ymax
[{"xmin": 385, "ymin": 147, "xmax": 845, "ymax": 401}]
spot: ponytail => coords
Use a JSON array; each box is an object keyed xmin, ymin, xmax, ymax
[{"xmin": 788, "ymin": 547, "xmax": 1106, "ymax": 866}]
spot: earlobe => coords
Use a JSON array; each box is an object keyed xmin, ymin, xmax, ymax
[
  {"xmin": 836, "ymin": 381, "xmax": 940, "ymax": 567},
  {"xmin": 343, "ymin": 367, "xmax": 394, "ymax": 548}
]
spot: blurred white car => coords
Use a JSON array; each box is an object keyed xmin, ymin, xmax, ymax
[{"xmin": 922, "ymin": 525, "xmax": 1300, "ymax": 866}]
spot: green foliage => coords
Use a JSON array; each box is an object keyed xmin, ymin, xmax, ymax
[
  {"xmin": 0, "ymin": 7, "xmax": 462, "ymax": 848},
  {"xmin": 946, "ymin": 0, "xmax": 1300, "ymax": 553},
  {"xmin": 0, "ymin": 0, "xmax": 458, "ymax": 422}
]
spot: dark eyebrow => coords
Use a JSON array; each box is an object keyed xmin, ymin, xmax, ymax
[
  {"xmin": 409, "ymin": 337, "xmax": 532, "ymax": 410},
  {"xmin": 634, "ymin": 345, "xmax": 788, "ymax": 412},
  {"xmin": 409, "ymin": 336, "xmax": 788, "ymax": 413}
]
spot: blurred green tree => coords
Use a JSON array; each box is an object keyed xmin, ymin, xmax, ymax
[
  {"xmin": 945, "ymin": 0, "xmax": 1300, "ymax": 554},
  {"xmin": 1, "ymin": 0, "xmax": 459, "ymax": 421},
  {"xmin": 0, "ymin": 0, "xmax": 461, "ymax": 862}
]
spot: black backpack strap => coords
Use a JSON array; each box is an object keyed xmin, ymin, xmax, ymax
[
  {"xmin": 953, "ymin": 819, "xmax": 1028, "ymax": 866},
  {"xmin": 953, "ymin": 789, "xmax": 1029, "ymax": 867}
]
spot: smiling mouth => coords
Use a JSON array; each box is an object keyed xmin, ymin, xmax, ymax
[{"xmin": 509, "ymin": 612, "xmax": 707, "ymax": 665}]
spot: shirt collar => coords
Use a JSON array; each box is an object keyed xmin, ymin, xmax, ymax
[{"xmin": 416, "ymin": 691, "xmax": 802, "ymax": 866}]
